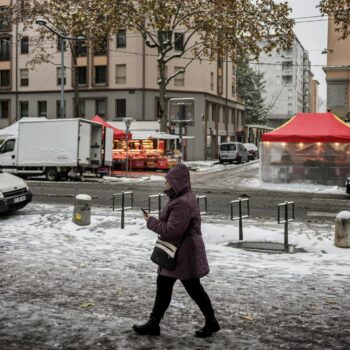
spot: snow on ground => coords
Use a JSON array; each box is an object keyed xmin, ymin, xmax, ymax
[
  {"xmin": 186, "ymin": 160, "xmax": 346, "ymax": 195},
  {"xmin": 103, "ymin": 175, "xmax": 165, "ymax": 183},
  {"xmin": 1, "ymin": 203, "xmax": 350, "ymax": 349}
]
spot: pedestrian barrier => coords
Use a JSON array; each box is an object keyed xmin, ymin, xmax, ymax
[
  {"xmin": 112, "ymin": 191, "xmax": 134, "ymax": 229},
  {"xmin": 148, "ymin": 193, "xmax": 167, "ymax": 218},
  {"xmin": 277, "ymin": 201, "xmax": 295, "ymax": 251},
  {"xmin": 196, "ymin": 195, "xmax": 208, "ymax": 215},
  {"xmin": 231, "ymin": 197, "xmax": 250, "ymax": 240}
]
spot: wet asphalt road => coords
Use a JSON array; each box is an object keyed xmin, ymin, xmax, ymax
[{"xmin": 26, "ymin": 177, "xmax": 350, "ymax": 223}]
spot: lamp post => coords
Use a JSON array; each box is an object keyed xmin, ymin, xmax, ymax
[
  {"xmin": 123, "ymin": 117, "xmax": 134, "ymax": 176},
  {"xmin": 35, "ymin": 19, "xmax": 85, "ymax": 118}
]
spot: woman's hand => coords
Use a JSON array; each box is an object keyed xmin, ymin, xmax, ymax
[{"xmin": 143, "ymin": 210, "xmax": 149, "ymax": 221}]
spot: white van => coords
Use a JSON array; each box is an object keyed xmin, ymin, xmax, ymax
[
  {"xmin": 0, "ymin": 169, "xmax": 32, "ymax": 214},
  {"xmin": 219, "ymin": 142, "xmax": 249, "ymax": 164}
]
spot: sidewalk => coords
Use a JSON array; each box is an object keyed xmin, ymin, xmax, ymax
[{"xmin": 1, "ymin": 204, "xmax": 349, "ymax": 350}]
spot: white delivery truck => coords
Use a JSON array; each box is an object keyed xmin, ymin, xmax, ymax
[{"xmin": 0, "ymin": 118, "xmax": 114, "ymax": 181}]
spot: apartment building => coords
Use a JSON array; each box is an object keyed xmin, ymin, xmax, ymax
[
  {"xmin": 251, "ymin": 36, "xmax": 317, "ymax": 128},
  {"xmin": 323, "ymin": 17, "xmax": 350, "ymax": 119},
  {"xmin": 0, "ymin": 3, "xmax": 245, "ymax": 161}
]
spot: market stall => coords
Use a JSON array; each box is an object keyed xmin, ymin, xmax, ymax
[
  {"xmin": 90, "ymin": 115, "xmax": 131, "ymax": 140},
  {"xmin": 261, "ymin": 112, "xmax": 350, "ymax": 186},
  {"xmin": 112, "ymin": 131, "xmax": 179, "ymax": 171}
]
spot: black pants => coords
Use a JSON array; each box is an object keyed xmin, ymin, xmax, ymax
[{"xmin": 151, "ymin": 275, "xmax": 215, "ymax": 323}]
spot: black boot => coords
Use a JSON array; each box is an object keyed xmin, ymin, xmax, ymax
[
  {"xmin": 132, "ymin": 317, "xmax": 160, "ymax": 336},
  {"xmin": 195, "ymin": 318, "xmax": 220, "ymax": 338}
]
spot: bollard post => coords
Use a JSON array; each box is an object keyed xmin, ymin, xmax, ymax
[
  {"xmin": 238, "ymin": 200, "xmax": 243, "ymax": 241},
  {"xmin": 196, "ymin": 195, "xmax": 208, "ymax": 215},
  {"xmin": 277, "ymin": 201, "xmax": 295, "ymax": 250},
  {"xmin": 231, "ymin": 197, "xmax": 250, "ymax": 241},
  {"xmin": 158, "ymin": 194, "xmax": 162, "ymax": 218},
  {"xmin": 148, "ymin": 193, "xmax": 166, "ymax": 218},
  {"xmin": 121, "ymin": 192, "xmax": 125, "ymax": 229},
  {"xmin": 112, "ymin": 191, "xmax": 133, "ymax": 229},
  {"xmin": 73, "ymin": 194, "xmax": 92, "ymax": 226}
]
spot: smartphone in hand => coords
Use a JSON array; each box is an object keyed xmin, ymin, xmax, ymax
[{"xmin": 141, "ymin": 207, "xmax": 148, "ymax": 215}]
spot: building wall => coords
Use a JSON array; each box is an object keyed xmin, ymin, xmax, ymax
[
  {"xmin": 0, "ymin": 16, "xmax": 245, "ymax": 160},
  {"xmin": 323, "ymin": 17, "xmax": 350, "ymax": 119},
  {"xmin": 251, "ymin": 37, "xmax": 316, "ymax": 128}
]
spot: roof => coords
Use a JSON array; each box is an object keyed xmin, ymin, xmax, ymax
[
  {"xmin": 131, "ymin": 131, "xmax": 178, "ymax": 140},
  {"xmin": 261, "ymin": 113, "xmax": 350, "ymax": 143},
  {"xmin": 108, "ymin": 121, "xmax": 160, "ymax": 131}
]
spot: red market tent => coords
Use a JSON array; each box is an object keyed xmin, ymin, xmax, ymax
[
  {"xmin": 261, "ymin": 113, "xmax": 350, "ymax": 143},
  {"xmin": 91, "ymin": 115, "xmax": 132, "ymax": 140}
]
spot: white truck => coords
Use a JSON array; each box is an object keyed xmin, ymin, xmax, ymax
[{"xmin": 0, "ymin": 118, "xmax": 113, "ymax": 181}]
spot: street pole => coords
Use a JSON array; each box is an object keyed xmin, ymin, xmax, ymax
[
  {"xmin": 178, "ymin": 122, "xmax": 183, "ymax": 163},
  {"xmin": 125, "ymin": 126, "xmax": 129, "ymax": 177},
  {"xmin": 60, "ymin": 37, "xmax": 65, "ymax": 118}
]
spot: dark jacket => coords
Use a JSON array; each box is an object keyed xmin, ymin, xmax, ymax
[{"xmin": 147, "ymin": 164, "xmax": 210, "ymax": 280}]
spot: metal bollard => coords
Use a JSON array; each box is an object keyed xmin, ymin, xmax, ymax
[
  {"xmin": 196, "ymin": 195, "xmax": 208, "ymax": 215},
  {"xmin": 231, "ymin": 197, "xmax": 250, "ymax": 240},
  {"xmin": 277, "ymin": 201, "xmax": 295, "ymax": 250},
  {"xmin": 73, "ymin": 194, "xmax": 92, "ymax": 226},
  {"xmin": 148, "ymin": 193, "xmax": 166, "ymax": 218},
  {"xmin": 112, "ymin": 191, "xmax": 134, "ymax": 229}
]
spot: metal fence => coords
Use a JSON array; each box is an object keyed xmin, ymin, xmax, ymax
[{"xmin": 231, "ymin": 197, "xmax": 250, "ymax": 240}]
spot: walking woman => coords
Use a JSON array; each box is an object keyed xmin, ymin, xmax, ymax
[{"xmin": 132, "ymin": 164, "xmax": 220, "ymax": 337}]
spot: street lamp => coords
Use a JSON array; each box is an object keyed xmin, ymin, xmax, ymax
[
  {"xmin": 123, "ymin": 117, "xmax": 134, "ymax": 176},
  {"xmin": 35, "ymin": 18, "xmax": 85, "ymax": 118}
]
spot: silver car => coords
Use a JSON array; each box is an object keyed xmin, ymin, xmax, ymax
[{"xmin": 219, "ymin": 142, "xmax": 249, "ymax": 164}]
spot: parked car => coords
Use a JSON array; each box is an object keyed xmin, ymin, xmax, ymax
[
  {"xmin": 0, "ymin": 169, "xmax": 32, "ymax": 214},
  {"xmin": 244, "ymin": 143, "xmax": 259, "ymax": 160},
  {"xmin": 219, "ymin": 142, "xmax": 249, "ymax": 164},
  {"xmin": 346, "ymin": 177, "xmax": 350, "ymax": 194}
]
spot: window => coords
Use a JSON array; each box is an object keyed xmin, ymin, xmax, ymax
[
  {"xmin": 116, "ymin": 30, "xmax": 126, "ymax": 48},
  {"xmin": 115, "ymin": 99, "xmax": 126, "ymax": 119},
  {"xmin": 56, "ymin": 100, "xmax": 66, "ymax": 118},
  {"xmin": 158, "ymin": 31, "xmax": 171, "ymax": 44},
  {"xmin": 94, "ymin": 65, "xmax": 107, "ymax": 85},
  {"xmin": 0, "ymin": 37, "xmax": 10, "ymax": 61},
  {"xmin": 20, "ymin": 101, "xmax": 28, "ymax": 118},
  {"xmin": 0, "ymin": 7, "xmax": 11, "ymax": 31},
  {"xmin": 74, "ymin": 40, "xmax": 87, "ymax": 57},
  {"xmin": 282, "ymin": 76, "xmax": 292, "ymax": 85},
  {"xmin": 38, "ymin": 101, "xmax": 47, "ymax": 117},
  {"xmin": 77, "ymin": 66, "xmax": 87, "ymax": 85},
  {"xmin": 20, "ymin": 36, "xmax": 29, "ymax": 54},
  {"xmin": 96, "ymin": 99, "xmax": 106, "ymax": 118},
  {"xmin": 94, "ymin": 36, "xmax": 108, "ymax": 56},
  {"xmin": 232, "ymin": 78, "xmax": 236, "ymax": 97},
  {"xmin": 174, "ymin": 67, "xmax": 184, "ymax": 86},
  {"xmin": 210, "ymin": 72, "xmax": 214, "ymax": 91},
  {"xmin": 0, "ymin": 70, "xmax": 10, "ymax": 87},
  {"xmin": 78, "ymin": 99, "xmax": 86, "ymax": 118},
  {"xmin": 20, "ymin": 69, "xmax": 29, "ymax": 86},
  {"xmin": 57, "ymin": 37, "xmax": 67, "ymax": 51},
  {"xmin": 1, "ymin": 139, "xmax": 15, "ymax": 152},
  {"xmin": 115, "ymin": 64, "xmax": 126, "ymax": 84},
  {"xmin": 0, "ymin": 100, "xmax": 9, "ymax": 118},
  {"xmin": 174, "ymin": 33, "xmax": 184, "ymax": 51},
  {"xmin": 57, "ymin": 67, "xmax": 66, "ymax": 85}
]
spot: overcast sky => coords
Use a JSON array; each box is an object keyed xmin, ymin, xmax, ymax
[{"xmin": 282, "ymin": 0, "xmax": 328, "ymax": 104}]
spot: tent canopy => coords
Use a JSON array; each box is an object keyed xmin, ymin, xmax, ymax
[
  {"xmin": 91, "ymin": 115, "xmax": 131, "ymax": 140},
  {"xmin": 261, "ymin": 113, "xmax": 350, "ymax": 143}
]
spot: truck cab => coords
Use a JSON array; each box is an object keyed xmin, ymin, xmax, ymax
[{"xmin": 0, "ymin": 138, "xmax": 17, "ymax": 172}]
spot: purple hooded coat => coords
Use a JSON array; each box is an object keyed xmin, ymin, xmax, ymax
[{"xmin": 147, "ymin": 164, "xmax": 210, "ymax": 280}]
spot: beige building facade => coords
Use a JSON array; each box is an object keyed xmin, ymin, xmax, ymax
[
  {"xmin": 0, "ymin": 2, "xmax": 245, "ymax": 160},
  {"xmin": 323, "ymin": 17, "xmax": 350, "ymax": 119}
]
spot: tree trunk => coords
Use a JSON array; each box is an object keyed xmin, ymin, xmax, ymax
[
  {"xmin": 158, "ymin": 60, "xmax": 167, "ymax": 132},
  {"xmin": 335, "ymin": 211, "xmax": 350, "ymax": 248}
]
